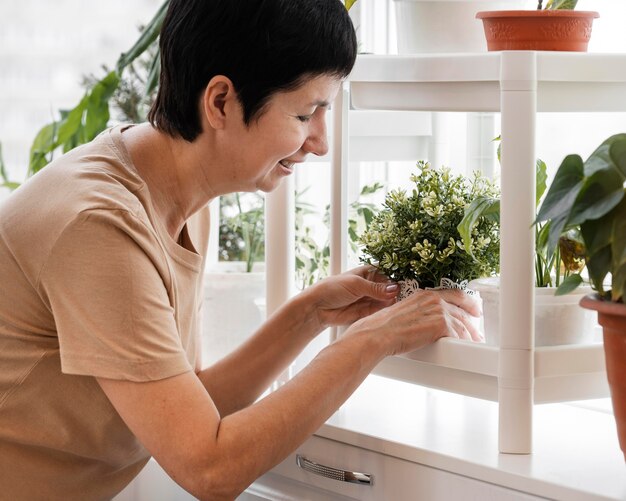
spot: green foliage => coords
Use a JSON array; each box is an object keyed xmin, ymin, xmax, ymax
[
  {"xmin": 295, "ymin": 183, "xmax": 384, "ymax": 289},
  {"xmin": 360, "ymin": 162, "xmax": 500, "ymax": 288},
  {"xmin": 537, "ymin": 134, "xmax": 626, "ymax": 302},
  {"xmin": 344, "ymin": 0, "xmax": 359, "ymax": 10},
  {"xmin": 460, "ymin": 141, "xmax": 585, "ymax": 289},
  {"xmin": 538, "ymin": 0, "xmax": 577, "ymax": 9},
  {"xmin": 219, "ymin": 193, "xmax": 265, "ymax": 273}
]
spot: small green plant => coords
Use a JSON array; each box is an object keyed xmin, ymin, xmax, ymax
[
  {"xmin": 537, "ymin": 0, "xmax": 577, "ymax": 9},
  {"xmin": 360, "ymin": 162, "xmax": 500, "ymax": 288},
  {"xmin": 536, "ymin": 133, "xmax": 626, "ymax": 303},
  {"xmin": 458, "ymin": 149, "xmax": 586, "ymax": 290}
]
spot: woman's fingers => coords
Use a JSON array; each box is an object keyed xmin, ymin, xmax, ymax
[{"xmin": 435, "ymin": 288, "xmax": 482, "ymax": 318}]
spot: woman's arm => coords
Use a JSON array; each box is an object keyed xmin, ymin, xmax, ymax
[
  {"xmin": 196, "ymin": 266, "xmax": 401, "ymax": 416},
  {"xmin": 97, "ymin": 285, "xmax": 480, "ymax": 500}
]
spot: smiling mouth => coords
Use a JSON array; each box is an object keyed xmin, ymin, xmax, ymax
[{"xmin": 279, "ymin": 160, "xmax": 295, "ymax": 172}]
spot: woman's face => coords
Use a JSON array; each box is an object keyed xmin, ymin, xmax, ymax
[{"xmin": 229, "ymin": 74, "xmax": 342, "ymax": 193}]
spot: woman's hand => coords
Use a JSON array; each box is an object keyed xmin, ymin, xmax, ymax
[
  {"xmin": 346, "ymin": 286, "xmax": 483, "ymax": 357},
  {"xmin": 304, "ymin": 266, "xmax": 400, "ymax": 330}
]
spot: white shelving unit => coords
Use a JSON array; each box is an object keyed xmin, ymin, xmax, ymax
[{"xmin": 326, "ymin": 51, "xmax": 626, "ymax": 454}]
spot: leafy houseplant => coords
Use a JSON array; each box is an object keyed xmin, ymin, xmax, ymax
[
  {"xmin": 536, "ymin": 133, "xmax": 626, "ymax": 460},
  {"xmin": 359, "ymin": 161, "xmax": 500, "ymax": 293},
  {"xmin": 461, "ymin": 149, "xmax": 594, "ymax": 346},
  {"xmin": 476, "ymin": 0, "xmax": 599, "ymax": 52},
  {"xmin": 459, "ymin": 147, "xmax": 585, "ymax": 291}
]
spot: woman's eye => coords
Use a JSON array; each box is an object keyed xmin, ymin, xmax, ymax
[{"xmin": 297, "ymin": 115, "xmax": 312, "ymax": 123}]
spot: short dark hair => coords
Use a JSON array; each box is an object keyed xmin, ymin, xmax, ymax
[{"xmin": 148, "ymin": 0, "xmax": 357, "ymax": 142}]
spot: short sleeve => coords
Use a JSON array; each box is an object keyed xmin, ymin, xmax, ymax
[{"xmin": 39, "ymin": 209, "xmax": 193, "ymax": 381}]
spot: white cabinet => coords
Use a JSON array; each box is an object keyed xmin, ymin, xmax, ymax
[
  {"xmin": 252, "ymin": 435, "xmax": 544, "ymax": 501},
  {"xmin": 323, "ymin": 52, "xmax": 626, "ymax": 454}
]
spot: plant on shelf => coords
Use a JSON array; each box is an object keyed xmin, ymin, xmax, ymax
[
  {"xmin": 535, "ymin": 133, "xmax": 626, "ymax": 461},
  {"xmin": 359, "ymin": 161, "xmax": 500, "ymax": 294},
  {"xmin": 459, "ymin": 142, "xmax": 594, "ymax": 347},
  {"xmin": 459, "ymin": 146, "xmax": 585, "ymax": 292},
  {"xmin": 476, "ymin": 0, "xmax": 598, "ymax": 52}
]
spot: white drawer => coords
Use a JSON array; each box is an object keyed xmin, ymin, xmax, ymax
[{"xmin": 263, "ymin": 435, "xmax": 546, "ymax": 501}]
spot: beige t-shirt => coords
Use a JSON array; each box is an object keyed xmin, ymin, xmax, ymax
[{"xmin": 0, "ymin": 125, "xmax": 209, "ymax": 500}]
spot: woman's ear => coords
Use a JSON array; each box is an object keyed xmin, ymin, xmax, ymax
[{"xmin": 201, "ymin": 75, "xmax": 237, "ymax": 130}]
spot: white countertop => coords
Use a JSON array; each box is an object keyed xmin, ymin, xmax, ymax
[{"xmin": 316, "ymin": 375, "xmax": 625, "ymax": 501}]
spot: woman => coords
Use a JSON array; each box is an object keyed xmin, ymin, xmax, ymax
[{"xmin": 0, "ymin": 0, "xmax": 481, "ymax": 499}]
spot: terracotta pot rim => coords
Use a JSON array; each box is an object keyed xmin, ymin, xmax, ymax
[
  {"xmin": 580, "ymin": 293, "xmax": 626, "ymax": 317},
  {"xmin": 476, "ymin": 10, "xmax": 599, "ymax": 19}
]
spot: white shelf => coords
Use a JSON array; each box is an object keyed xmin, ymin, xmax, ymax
[
  {"xmin": 328, "ymin": 51, "xmax": 625, "ymax": 454},
  {"xmin": 374, "ymin": 339, "xmax": 608, "ymax": 404},
  {"xmin": 350, "ymin": 52, "xmax": 626, "ymax": 112}
]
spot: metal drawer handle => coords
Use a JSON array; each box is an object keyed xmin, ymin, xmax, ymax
[{"xmin": 296, "ymin": 454, "xmax": 373, "ymax": 486}]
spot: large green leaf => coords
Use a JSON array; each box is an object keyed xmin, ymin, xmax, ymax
[
  {"xmin": 584, "ymin": 133, "xmax": 626, "ymax": 178},
  {"xmin": 116, "ymin": 1, "xmax": 168, "ymax": 74},
  {"xmin": 611, "ymin": 198, "xmax": 626, "ymax": 269},
  {"xmin": 28, "ymin": 122, "xmax": 57, "ymax": 176},
  {"xmin": 581, "ymin": 216, "xmax": 612, "ymax": 257},
  {"xmin": 569, "ymin": 168, "xmax": 625, "ymax": 226},
  {"xmin": 84, "ymin": 71, "xmax": 119, "ymax": 141},
  {"xmin": 536, "ymin": 154, "xmax": 584, "ymax": 223},
  {"xmin": 536, "ymin": 154, "xmax": 586, "ymax": 253},
  {"xmin": 536, "ymin": 158, "xmax": 548, "ymax": 206},
  {"xmin": 457, "ymin": 196, "xmax": 499, "ymax": 258},
  {"xmin": 608, "ymin": 135, "xmax": 626, "ymax": 180},
  {"xmin": 613, "ymin": 261, "xmax": 626, "ymax": 302},
  {"xmin": 555, "ymin": 273, "xmax": 583, "ymax": 296},
  {"xmin": 586, "ymin": 244, "xmax": 612, "ymax": 294}
]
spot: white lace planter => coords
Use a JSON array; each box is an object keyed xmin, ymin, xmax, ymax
[
  {"xmin": 468, "ymin": 277, "xmax": 597, "ymax": 347},
  {"xmin": 392, "ymin": 0, "xmax": 526, "ymax": 54},
  {"xmin": 399, "ymin": 278, "xmax": 482, "ymax": 335}
]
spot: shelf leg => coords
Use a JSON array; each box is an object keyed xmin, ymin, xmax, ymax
[
  {"xmin": 329, "ymin": 83, "xmax": 350, "ymax": 342},
  {"xmin": 498, "ymin": 52, "xmax": 537, "ymax": 454}
]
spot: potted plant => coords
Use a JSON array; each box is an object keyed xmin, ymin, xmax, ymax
[
  {"xmin": 476, "ymin": 0, "xmax": 600, "ymax": 52},
  {"xmin": 536, "ymin": 133, "xmax": 626, "ymax": 461},
  {"xmin": 461, "ymin": 155, "xmax": 596, "ymax": 346},
  {"xmin": 359, "ymin": 161, "xmax": 500, "ymax": 300}
]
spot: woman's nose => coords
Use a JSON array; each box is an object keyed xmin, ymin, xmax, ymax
[{"xmin": 303, "ymin": 115, "xmax": 329, "ymax": 157}]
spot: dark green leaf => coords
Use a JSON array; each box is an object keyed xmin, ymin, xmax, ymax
[
  {"xmin": 146, "ymin": 50, "xmax": 161, "ymax": 96},
  {"xmin": 536, "ymin": 154, "xmax": 584, "ymax": 223},
  {"xmin": 585, "ymin": 133, "xmax": 626, "ymax": 178},
  {"xmin": 536, "ymin": 159, "xmax": 548, "ymax": 205},
  {"xmin": 612, "ymin": 261, "xmax": 626, "ymax": 302},
  {"xmin": 116, "ymin": 1, "xmax": 168, "ymax": 74},
  {"xmin": 611, "ymin": 198, "xmax": 626, "ymax": 268},
  {"xmin": 28, "ymin": 123, "xmax": 57, "ymax": 175},
  {"xmin": 555, "ymin": 273, "xmax": 583, "ymax": 295},
  {"xmin": 608, "ymin": 135, "xmax": 626, "ymax": 180},
  {"xmin": 569, "ymin": 168, "xmax": 624, "ymax": 225},
  {"xmin": 586, "ymin": 245, "xmax": 612, "ymax": 293}
]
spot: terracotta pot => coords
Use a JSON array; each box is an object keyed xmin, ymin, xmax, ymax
[
  {"xmin": 476, "ymin": 10, "xmax": 599, "ymax": 52},
  {"xmin": 580, "ymin": 293, "xmax": 626, "ymax": 462}
]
